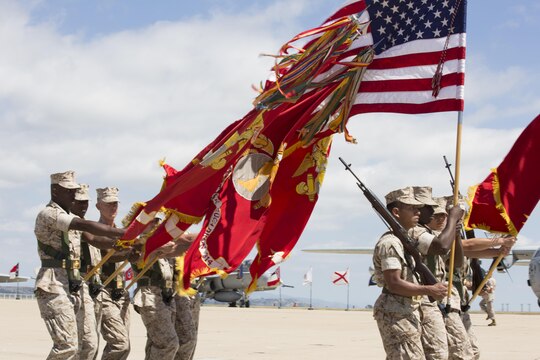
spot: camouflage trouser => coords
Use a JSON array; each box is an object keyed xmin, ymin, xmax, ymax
[
  {"xmin": 36, "ymin": 289, "xmax": 78, "ymax": 360},
  {"xmin": 461, "ymin": 312, "xmax": 480, "ymax": 359},
  {"xmin": 373, "ymin": 309, "xmax": 424, "ymax": 360},
  {"xmin": 134, "ymin": 287, "xmax": 179, "ymax": 359},
  {"xmin": 76, "ymin": 283, "xmax": 98, "ymax": 360},
  {"xmin": 96, "ymin": 289, "xmax": 131, "ymax": 360},
  {"xmin": 445, "ymin": 311, "xmax": 473, "ymax": 360},
  {"xmin": 174, "ymin": 294, "xmax": 201, "ymax": 360},
  {"xmin": 479, "ymin": 298, "xmax": 495, "ymax": 320},
  {"xmin": 419, "ymin": 301, "xmax": 448, "ymax": 360}
]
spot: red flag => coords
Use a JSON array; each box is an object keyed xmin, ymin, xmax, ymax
[
  {"xmin": 316, "ymin": 0, "xmax": 467, "ymax": 115},
  {"xmin": 465, "ymin": 115, "xmax": 540, "ymax": 235},
  {"xmin": 124, "ymin": 267, "xmax": 133, "ymax": 281},
  {"xmin": 9, "ymin": 263, "xmax": 19, "ymax": 279},
  {"xmin": 179, "ymin": 87, "xmax": 336, "ymax": 291}
]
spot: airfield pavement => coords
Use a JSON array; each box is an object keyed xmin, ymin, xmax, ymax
[{"xmin": 0, "ymin": 299, "xmax": 538, "ymax": 359}]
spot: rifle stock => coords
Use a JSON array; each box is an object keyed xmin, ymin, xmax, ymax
[{"xmin": 339, "ymin": 157, "xmax": 441, "ymax": 303}]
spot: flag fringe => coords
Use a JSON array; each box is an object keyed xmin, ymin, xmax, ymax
[
  {"xmin": 121, "ymin": 202, "xmax": 146, "ymax": 228},
  {"xmin": 464, "ymin": 169, "xmax": 519, "ymax": 236}
]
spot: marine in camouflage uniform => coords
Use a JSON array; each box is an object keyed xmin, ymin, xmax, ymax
[
  {"xmin": 95, "ymin": 187, "xmax": 131, "ymax": 360},
  {"xmin": 133, "ymin": 258, "xmax": 179, "ymax": 359},
  {"xmin": 34, "ymin": 171, "xmax": 123, "ymax": 360},
  {"xmin": 372, "ymin": 187, "xmax": 447, "ymax": 360},
  {"xmin": 409, "ymin": 187, "xmax": 470, "ymax": 360},
  {"xmin": 460, "ymin": 277, "xmax": 480, "ymax": 360},
  {"xmin": 71, "ymin": 184, "xmax": 99, "ymax": 360},
  {"xmin": 173, "ymin": 264, "xmax": 201, "ymax": 360},
  {"xmin": 479, "ymin": 277, "xmax": 496, "ymax": 326}
]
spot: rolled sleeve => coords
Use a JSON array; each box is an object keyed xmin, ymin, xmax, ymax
[
  {"xmin": 381, "ymin": 257, "xmax": 402, "ymax": 271},
  {"xmin": 417, "ymin": 232, "xmax": 435, "ymax": 255},
  {"xmin": 57, "ymin": 213, "xmax": 75, "ymax": 232}
]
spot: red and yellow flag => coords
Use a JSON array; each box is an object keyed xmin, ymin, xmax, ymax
[{"xmin": 465, "ymin": 114, "xmax": 540, "ymax": 235}]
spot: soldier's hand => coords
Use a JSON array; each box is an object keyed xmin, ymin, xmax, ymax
[
  {"xmin": 498, "ymin": 246, "xmax": 511, "ymax": 257},
  {"xmin": 428, "ymin": 283, "xmax": 447, "ymax": 301},
  {"xmin": 447, "ymin": 205, "xmax": 465, "ymax": 220},
  {"xmin": 501, "ymin": 236, "xmax": 516, "ymax": 248}
]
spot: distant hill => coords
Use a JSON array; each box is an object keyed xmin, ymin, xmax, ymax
[{"xmin": 0, "ymin": 286, "xmax": 34, "ymax": 295}]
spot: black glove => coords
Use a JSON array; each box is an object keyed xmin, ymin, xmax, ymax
[
  {"xmin": 111, "ymin": 288, "xmax": 125, "ymax": 301},
  {"xmin": 89, "ymin": 283, "xmax": 103, "ymax": 298},
  {"xmin": 161, "ymin": 288, "xmax": 174, "ymax": 305},
  {"xmin": 69, "ymin": 279, "xmax": 82, "ymax": 294}
]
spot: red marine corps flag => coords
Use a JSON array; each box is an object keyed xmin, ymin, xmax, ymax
[{"xmin": 465, "ymin": 115, "xmax": 540, "ymax": 235}]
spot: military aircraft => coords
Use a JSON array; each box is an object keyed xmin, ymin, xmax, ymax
[
  {"xmin": 303, "ymin": 246, "xmax": 540, "ymax": 306},
  {"xmin": 197, "ymin": 260, "xmax": 281, "ymax": 307},
  {"xmin": 528, "ymin": 249, "xmax": 540, "ymax": 307},
  {"xmin": 0, "ymin": 274, "xmax": 29, "ymax": 283}
]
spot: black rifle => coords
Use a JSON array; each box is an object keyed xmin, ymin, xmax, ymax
[
  {"xmin": 443, "ymin": 155, "xmax": 478, "ymax": 312},
  {"xmin": 339, "ymin": 157, "xmax": 445, "ymax": 313}
]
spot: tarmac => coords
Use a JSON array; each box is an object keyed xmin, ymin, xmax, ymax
[{"xmin": 0, "ymin": 299, "xmax": 539, "ymax": 359}]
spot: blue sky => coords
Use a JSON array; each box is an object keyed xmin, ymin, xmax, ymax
[{"xmin": 0, "ymin": 0, "xmax": 539, "ymax": 311}]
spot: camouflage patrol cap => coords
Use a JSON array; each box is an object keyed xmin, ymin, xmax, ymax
[
  {"xmin": 75, "ymin": 184, "xmax": 90, "ymax": 201},
  {"xmin": 96, "ymin": 187, "xmax": 119, "ymax": 203},
  {"xmin": 50, "ymin": 171, "xmax": 80, "ymax": 189},
  {"xmin": 444, "ymin": 194, "xmax": 467, "ymax": 211},
  {"xmin": 413, "ymin": 186, "xmax": 439, "ymax": 206},
  {"xmin": 385, "ymin": 186, "xmax": 424, "ymax": 206},
  {"xmin": 432, "ymin": 196, "xmax": 448, "ymax": 215}
]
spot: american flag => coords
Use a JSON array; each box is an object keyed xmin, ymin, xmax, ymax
[
  {"xmin": 332, "ymin": 269, "xmax": 350, "ymax": 285},
  {"xmin": 321, "ymin": 0, "xmax": 466, "ymax": 114}
]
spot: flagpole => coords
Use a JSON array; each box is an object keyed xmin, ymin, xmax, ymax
[
  {"xmin": 467, "ymin": 253, "xmax": 504, "ymax": 306},
  {"xmin": 16, "ymin": 263, "xmax": 20, "ymax": 300},
  {"xmin": 309, "ymin": 282, "xmax": 313, "ymax": 310},
  {"xmin": 446, "ymin": 111, "xmax": 463, "ymax": 309},
  {"xmin": 279, "ymin": 285, "xmax": 282, "ymax": 309},
  {"xmin": 346, "ymin": 282, "xmax": 350, "ymax": 311}
]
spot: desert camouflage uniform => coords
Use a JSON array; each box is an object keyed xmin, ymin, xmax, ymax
[
  {"xmin": 97, "ymin": 259, "xmax": 131, "ymax": 360},
  {"xmin": 373, "ymin": 232, "xmax": 425, "ymax": 360},
  {"xmin": 133, "ymin": 259, "xmax": 178, "ymax": 359},
  {"xmin": 34, "ymin": 201, "xmax": 80, "ymax": 359},
  {"xmin": 479, "ymin": 277, "xmax": 496, "ymax": 320},
  {"xmin": 174, "ymin": 293, "xmax": 201, "ymax": 360},
  {"xmin": 441, "ymin": 287, "xmax": 473, "ymax": 360},
  {"xmin": 79, "ymin": 240, "xmax": 103, "ymax": 360},
  {"xmin": 409, "ymin": 225, "xmax": 449, "ymax": 360},
  {"xmin": 460, "ymin": 311, "xmax": 480, "ymax": 359},
  {"xmin": 460, "ymin": 259, "xmax": 480, "ymax": 359}
]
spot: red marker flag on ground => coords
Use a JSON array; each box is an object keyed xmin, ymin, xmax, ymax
[
  {"xmin": 332, "ymin": 269, "xmax": 350, "ymax": 285},
  {"xmin": 465, "ymin": 115, "xmax": 540, "ymax": 235}
]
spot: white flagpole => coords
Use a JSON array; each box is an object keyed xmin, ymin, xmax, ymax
[
  {"xmin": 309, "ymin": 282, "xmax": 313, "ymax": 310},
  {"xmin": 346, "ymin": 281, "xmax": 350, "ymax": 311}
]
